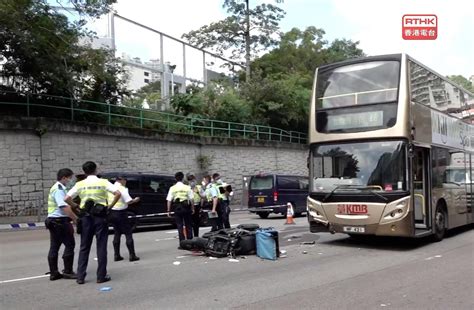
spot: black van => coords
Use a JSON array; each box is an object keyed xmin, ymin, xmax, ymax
[
  {"xmin": 100, "ymin": 172, "xmax": 176, "ymax": 228},
  {"xmin": 247, "ymin": 174, "xmax": 309, "ymax": 218}
]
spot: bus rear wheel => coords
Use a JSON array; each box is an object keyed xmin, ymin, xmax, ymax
[{"xmin": 432, "ymin": 205, "xmax": 447, "ymax": 242}]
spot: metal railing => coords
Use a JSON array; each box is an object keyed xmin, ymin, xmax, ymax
[{"xmin": 0, "ymin": 91, "xmax": 307, "ymax": 144}]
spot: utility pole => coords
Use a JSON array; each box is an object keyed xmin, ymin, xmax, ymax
[{"xmin": 245, "ymin": 0, "xmax": 251, "ymax": 82}]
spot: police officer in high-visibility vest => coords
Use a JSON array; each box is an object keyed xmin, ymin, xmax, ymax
[
  {"xmin": 45, "ymin": 168, "xmax": 78, "ymax": 281},
  {"xmin": 204, "ymin": 175, "xmax": 221, "ymax": 231},
  {"xmin": 213, "ymin": 173, "xmax": 233, "ymax": 229},
  {"xmin": 166, "ymin": 172, "xmax": 194, "ymax": 248},
  {"xmin": 108, "ymin": 176, "xmax": 140, "ymax": 262},
  {"xmin": 64, "ymin": 161, "xmax": 121, "ymax": 285},
  {"xmin": 187, "ymin": 173, "xmax": 204, "ymax": 237}
]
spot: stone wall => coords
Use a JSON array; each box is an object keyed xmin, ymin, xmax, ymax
[{"xmin": 0, "ymin": 117, "xmax": 308, "ymax": 223}]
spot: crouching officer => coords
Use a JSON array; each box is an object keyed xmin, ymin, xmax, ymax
[
  {"xmin": 108, "ymin": 176, "xmax": 140, "ymax": 262},
  {"xmin": 64, "ymin": 161, "xmax": 121, "ymax": 285},
  {"xmin": 166, "ymin": 172, "xmax": 194, "ymax": 248},
  {"xmin": 45, "ymin": 168, "xmax": 78, "ymax": 281}
]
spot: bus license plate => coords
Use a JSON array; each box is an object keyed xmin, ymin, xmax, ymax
[
  {"xmin": 257, "ymin": 197, "xmax": 265, "ymax": 203},
  {"xmin": 343, "ymin": 226, "xmax": 365, "ymax": 233}
]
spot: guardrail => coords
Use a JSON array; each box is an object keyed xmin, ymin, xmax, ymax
[{"xmin": 0, "ymin": 91, "xmax": 307, "ymax": 144}]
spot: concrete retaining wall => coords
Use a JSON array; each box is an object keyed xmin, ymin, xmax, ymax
[{"xmin": 0, "ymin": 117, "xmax": 308, "ymax": 223}]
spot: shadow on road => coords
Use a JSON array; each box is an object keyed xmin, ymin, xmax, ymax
[{"xmin": 319, "ymin": 224, "xmax": 473, "ymax": 251}]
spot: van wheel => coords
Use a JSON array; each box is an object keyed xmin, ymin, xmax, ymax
[
  {"xmin": 432, "ymin": 204, "xmax": 447, "ymax": 242},
  {"xmin": 257, "ymin": 212, "xmax": 269, "ymax": 219},
  {"xmin": 294, "ymin": 212, "xmax": 302, "ymax": 217}
]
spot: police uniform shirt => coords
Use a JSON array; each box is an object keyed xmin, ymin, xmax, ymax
[
  {"xmin": 166, "ymin": 182, "xmax": 193, "ymax": 202},
  {"xmin": 48, "ymin": 182, "xmax": 69, "ymax": 218},
  {"xmin": 111, "ymin": 182, "xmax": 133, "ymax": 211},
  {"xmin": 66, "ymin": 175, "xmax": 116, "ymax": 208},
  {"xmin": 205, "ymin": 183, "xmax": 219, "ymax": 202}
]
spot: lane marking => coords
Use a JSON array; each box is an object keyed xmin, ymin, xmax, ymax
[
  {"xmin": 0, "ymin": 274, "xmax": 49, "ymax": 284},
  {"xmin": 155, "ymin": 237, "xmax": 177, "ymax": 242}
]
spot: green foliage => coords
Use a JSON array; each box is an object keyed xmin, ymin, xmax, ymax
[
  {"xmin": 182, "ymin": 0, "xmax": 285, "ymax": 68},
  {"xmin": 447, "ymin": 75, "xmax": 474, "ymax": 93},
  {"xmin": 0, "ymin": 0, "xmax": 127, "ymax": 103},
  {"xmin": 171, "ymin": 82, "xmax": 253, "ymax": 123},
  {"xmin": 122, "ymin": 81, "xmax": 162, "ymax": 109},
  {"xmin": 240, "ymin": 70, "xmax": 311, "ymax": 132},
  {"xmin": 251, "ymin": 27, "xmax": 365, "ymax": 83},
  {"xmin": 242, "ymin": 27, "xmax": 365, "ymax": 132}
]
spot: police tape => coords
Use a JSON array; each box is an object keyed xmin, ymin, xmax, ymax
[
  {"xmin": 127, "ymin": 212, "xmax": 174, "ymax": 219},
  {"xmin": 126, "ymin": 208, "xmax": 251, "ymax": 219}
]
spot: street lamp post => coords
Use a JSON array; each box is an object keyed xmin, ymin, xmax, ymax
[{"xmin": 169, "ymin": 64, "xmax": 176, "ymax": 97}]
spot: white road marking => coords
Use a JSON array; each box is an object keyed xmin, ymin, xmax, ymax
[
  {"xmin": 0, "ymin": 275, "xmax": 49, "ymax": 284},
  {"xmin": 155, "ymin": 237, "xmax": 176, "ymax": 242}
]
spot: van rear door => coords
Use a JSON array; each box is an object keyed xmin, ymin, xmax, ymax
[
  {"xmin": 276, "ymin": 176, "xmax": 308, "ymax": 213},
  {"xmin": 248, "ymin": 175, "xmax": 274, "ymax": 207}
]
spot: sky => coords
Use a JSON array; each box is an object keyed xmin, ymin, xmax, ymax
[{"xmin": 86, "ymin": 0, "xmax": 473, "ymax": 78}]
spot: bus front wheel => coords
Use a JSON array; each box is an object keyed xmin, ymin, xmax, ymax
[
  {"xmin": 257, "ymin": 212, "xmax": 269, "ymax": 219},
  {"xmin": 432, "ymin": 204, "xmax": 447, "ymax": 242}
]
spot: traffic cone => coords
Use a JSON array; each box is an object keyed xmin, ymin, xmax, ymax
[{"xmin": 285, "ymin": 202, "xmax": 296, "ymax": 225}]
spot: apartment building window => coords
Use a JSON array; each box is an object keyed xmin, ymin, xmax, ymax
[
  {"xmin": 144, "ymin": 72, "xmax": 149, "ymax": 77},
  {"xmin": 144, "ymin": 78, "xmax": 150, "ymax": 83}
]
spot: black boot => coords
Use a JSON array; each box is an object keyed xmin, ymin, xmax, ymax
[
  {"xmin": 127, "ymin": 240, "xmax": 140, "ymax": 262},
  {"xmin": 62, "ymin": 255, "xmax": 77, "ymax": 279},
  {"xmin": 113, "ymin": 242, "xmax": 123, "ymax": 261},
  {"xmin": 48, "ymin": 257, "xmax": 63, "ymax": 281}
]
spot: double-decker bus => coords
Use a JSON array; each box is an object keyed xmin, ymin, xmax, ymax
[{"xmin": 307, "ymin": 54, "xmax": 473, "ymax": 241}]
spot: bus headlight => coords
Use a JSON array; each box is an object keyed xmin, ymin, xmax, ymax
[
  {"xmin": 307, "ymin": 197, "xmax": 328, "ymax": 224},
  {"xmin": 380, "ymin": 196, "xmax": 410, "ymax": 224}
]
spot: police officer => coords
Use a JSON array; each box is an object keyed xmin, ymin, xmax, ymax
[
  {"xmin": 187, "ymin": 173, "xmax": 204, "ymax": 237},
  {"xmin": 212, "ymin": 173, "xmax": 232, "ymax": 229},
  {"xmin": 166, "ymin": 172, "xmax": 194, "ymax": 247},
  {"xmin": 64, "ymin": 161, "xmax": 121, "ymax": 285},
  {"xmin": 108, "ymin": 176, "xmax": 140, "ymax": 262},
  {"xmin": 46, "ymin": 168, "xmax": 78, "ymax": 281},
  {"xmin": 204, "ymin": 175, "xmax": 222, "ymax": 231}
]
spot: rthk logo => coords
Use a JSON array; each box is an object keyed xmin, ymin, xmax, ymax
[{"xmin": 402, "ymin": 14, "xmax": 437, "ymax": 40}]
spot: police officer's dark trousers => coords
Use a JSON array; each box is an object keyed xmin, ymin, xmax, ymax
[
  {"xmin": 109, "ymin": 209, "xmax": 137, "ymax": 259},
  {"xmin": 77, "ymin": 215, "xmax": 108, "ymax": 281},
  {"xmin": 46, "ymin": 217, "xmax": 75, "ymax": 277},
  {"xmin": 210, "ymin": 202, "xmax": 224, "ymax": 231},
  {"xmin": 220, "ymin": 199, "xmax": 231, "ymax": 229},
  {"xmin": 173, "ymin": 203, "xmax": 193, "ymax": 243},
  {"xmin": 191, "ymin": 204, "xmax": 201, "ymax": 237}
]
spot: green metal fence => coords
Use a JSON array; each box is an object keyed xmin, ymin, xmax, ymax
[{"xmin": 0, "ymin": 91, "xmax": 307, "ymax": 144}]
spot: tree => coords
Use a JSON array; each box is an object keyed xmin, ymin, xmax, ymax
[
  {"xmin": 0, "ymin": 0, "xmax": 127, "ymax": 103},
  {"xmin": 182, "ymin": 0, "xmax": 285, "ymax": 81},
  {"xmin": 242, "ymin": 27, "xmax": 365, "ymax": 132},
  {"xmin": 240, "ymin": 70, "xmax": 311, "ymax": 132},
  {"xmin": 251, "ymin": 27, "xmax": 364, "ymax": 83},
  {"xmin": 123, "ymin": 81, "xmax": 162, "ymax": 109},
  {"xmin": 171, "ymin": 82, "xmax": 253, "ymax": 123},
  {"xmin": 447, "ymin": 75, "xmax": 474, "ymax": 93}
]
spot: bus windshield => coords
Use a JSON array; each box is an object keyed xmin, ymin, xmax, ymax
[
  {"xmin": 316, "ymin": 61, "xmax": 400, "ymax": 109},
  {"xmin": 311, "ymin": 140, "xmax": 407, "ymax": 193}
]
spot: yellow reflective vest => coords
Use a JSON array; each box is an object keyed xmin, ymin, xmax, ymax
[
  {"xmin": 170, "ymin": 182, "xmax": 191, "ymax": 203},
  {"xmin": 74, "ymin": 178, "xmax": 111, "ymax": 209}
]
